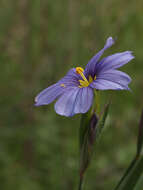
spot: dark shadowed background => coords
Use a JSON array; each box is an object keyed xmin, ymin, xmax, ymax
[{"xmin": 0, "ymin": 0, "xmax": 143, "ymax": 189}]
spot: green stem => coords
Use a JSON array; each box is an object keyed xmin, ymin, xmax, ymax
[
  {"xmin": 94, "ymin": 90, "xmax": 100, "ymax": 115},
  {"xmin": 78, "ymin": 175, "xmax": 83, "ymax": 190}
]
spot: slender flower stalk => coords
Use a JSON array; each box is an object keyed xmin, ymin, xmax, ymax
[
  {"xmin": 94, "ymin": 90, "xmax": 100, "ymax": 115},
  {"xmin": 35, "ymin": 37, "xmax": 134, "ymax": 117},
  {"xmin": 78, "ymin": 175, "xmax": 83, "ymax": 190}
]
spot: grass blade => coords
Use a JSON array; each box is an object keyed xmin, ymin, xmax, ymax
[{"xmin": 114, "ymin": 109, "xmax": 143, "ymax": 190}]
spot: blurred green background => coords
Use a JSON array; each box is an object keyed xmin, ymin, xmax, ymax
[{"xmin": 0, "ymin": 0, "xmax": 143, "ymax": 189}]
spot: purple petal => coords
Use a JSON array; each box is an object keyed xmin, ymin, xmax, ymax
[
  {"xmin": 97, "ymin": 69, "xmax": 131, "ymax": 84},
  {"xmin": 90, "ymin": 79, "xmax": 130, "ymax": 90},
  {"xmin": 96, "ymin": 51, "xmax": 134, "ymax": 72},
  {"xmin": 54, "ymin": 87, "xmax": 80, "ymax": 117},
  {"xmin": 73, "ymin": 87, "xmax": 94, "ymax": 114},
  {"xmin": 90, "ymin": 69, "xmax": 131, "ymax": 90},
  {"xmin": 84, "ymin": 37, "xmax": 115, "ymax": 77},
  {"xmin": 35, "ymin": 83, "xmax": 65, "ymax": 106},
  {"xmin": 35, "ymin": 68, "xmax": 81, "ymax": 106},
  {"xmin": 54, "ymin": 87, "xmax": 93, "ymax": 117},
  {"xmin": 65, "ymin": 68, "xmax": 79, "ymax": 79},
  {"xmin": 60, "ymin": 68, "xmax": 81, "ymax": 86}
]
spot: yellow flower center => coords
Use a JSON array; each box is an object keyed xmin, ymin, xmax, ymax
[
  {"xmin": 60, "ymin": 83, "xmax": 66, "ymax": 87},
  {"xmin": 76, "ymin": 67, "xmax": 96, "ymax": 88}
]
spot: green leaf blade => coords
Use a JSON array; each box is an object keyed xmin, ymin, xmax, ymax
[
  {"xmin": 136, "ymin": 110, "xmax": 143, "ymax": 157},
  {"xmin": 114, "ymin": 109, "xmax": 143, "ymax": 190},
  {"xmin": 115, "ymin": 157, "xmax": 143, "ymax": 190}
]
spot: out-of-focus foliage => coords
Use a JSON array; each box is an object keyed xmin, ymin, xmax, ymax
[
  {"xmin": 114, "ymin": 110, "xmax": 143, "ymax": 190},
  {"xmin": 0, "ymin": 0, "xmax": 143, "ymax": 189}
]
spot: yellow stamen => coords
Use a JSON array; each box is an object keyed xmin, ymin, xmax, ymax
[
  {"xmin": 60, "ymin": 83, "xmax": 66, "ymax": 87},
  {"xmin": 76, "ymin": 67, "xmax": 96, "ymax": 88},
  {"xmin": 89, "ymin": 75, "xmax": 93, "ymax": 83},
  {"xmin": 79, "ymin": 80, "xmax": 89, "ymax": 87},
  {"xmin": 76, "ymin": 67, "xmax": 89, "ymax": 84},
  {"xmin": 76, "ymin": 67, "xmax": 84, "ymax": 74},
  {"xmin": 80, "ymin": 72, "xmax": 89, "ymax": 83}
]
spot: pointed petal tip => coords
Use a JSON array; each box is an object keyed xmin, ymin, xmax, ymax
[
  {"xmin": 127, "ymin": 87, "xmax": 132, "ymax": 92},
  {"xmin": 125, "ymin": 50, "xmax": 135, "ymax": 59},
  {"xmin": 115, "ymin": 86, "xmax": 131, "ymax": 91},
  {"xmin": 34, "ymin": 102, "xmax": 39, "ymax": 106},
  {"xmin": 35, "ymin": 96, "xmax": 38, "ymax": 103},
  {"xmin": 34, "ymin": 96, "xmax": 42, "ymax": 106},
  {"xmin": 34, "ymin": 96, "xmax": 49, "ymax": 106},
  {"xmin": 105, "ymin": 37, "xmax": 115, "ymax": 47},
  {"xmin": 124, "ymin": 51, "xmax": 135, "ymax": 63},
  {"xmin": 123, "ymin": 85, "xmax": 131, "ymax": 91},
  {"xmin": 34, "ymin": 101, "xmax": 49, "ymax": 107},
  {"xmin": 130, "ymin": 53, "xmax": 135, "ymax": 60},
  {"xmin": 34, "ymin": 96, "xmax": 39, "ymax": 106},
  {"xmin": 34, "ymin": 102, "xmax": 41, "ymax": 106}
]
